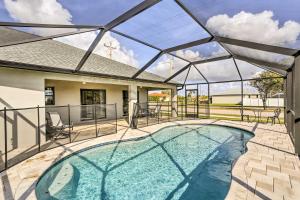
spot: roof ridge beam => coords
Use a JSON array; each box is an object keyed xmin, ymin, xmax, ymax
[
  {"xmin": 164, "ymin": 37, "xmax": 213, "ymax": 53},
  {"xmin": 193, "ymin": 65, "xmax": 209, "ymax": 83},
  {"xmin": 132, "ymin": 51, "xmax": 164, "ymax": 79},
  {"xmin": 184, "ymin": 76, "xmax": 284, "ymax": 85},
  {"xmin": 183, "ymin": 66, "xmax": 192, "ymax": 85},
  {"xmin": 192, "ymin": 55, "xmax": 232, "ymax": 65},
  {"xmin": 74, "ymin": 29, "xmax": 106, "ymax": 72},
  {"xmin": 234, "ymin": 55, "xmax": 288, "ymax": 71},
  {"xmin": 164, "ymin": 63, "xmax": 191, "ymax": 83},
  {"xmin": 105, "ymin": 0, "xmax": 161, "ymax": 30},
  {"xmin": 233, "ymin": 58, "xmax": 243, "ymax": 81},
  {"xmin": 215, "ymin": 36, "xmax": 298, "ymax": 56},
  {"xmin": 174, "ymin": 0, "xmax": 238, "ymax": 59}
]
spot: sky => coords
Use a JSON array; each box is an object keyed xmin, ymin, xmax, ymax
[{"xmin": 0, "ymin": 0, "xmax": 298, "ymax": 92}]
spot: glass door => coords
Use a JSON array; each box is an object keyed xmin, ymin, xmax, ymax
[
  {"xmin": 123, "ymin": 90, "xmax": 128, "ymax": 116},
  {"xmin": 185, "ymin": 89, "xmax": 198, "ymax": 118},
  {"xmin": 81, "ymin": 89, "xmax": 106, "ymax": 120}
]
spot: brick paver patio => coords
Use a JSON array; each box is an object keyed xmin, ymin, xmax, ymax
[{"xmin": 0, "ymin": 120, "xmax": 299, "ymax": 200}]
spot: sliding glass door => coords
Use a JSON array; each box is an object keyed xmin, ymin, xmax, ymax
[{"xmin": 80, "ymin": 89, "xmax": 106, "ymax": 120}]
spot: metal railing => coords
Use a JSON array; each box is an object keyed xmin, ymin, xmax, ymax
[
  {"xmin": 0, "ymin": 104, "xmax": 118, "ymax": 172},
  {"xmin": 130, "ymin": 101, "xmax": 210, "ymax": 128}
]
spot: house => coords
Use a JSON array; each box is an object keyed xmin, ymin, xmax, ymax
[
  {"xmin": 148, "ymin": 92, "xmax": 170, "ymax": 102},
  {"xmin": 0, "ymin": 27, "xmax": 177, "ymax": 152},
  {"xmin": 211, "ymin": 88, "xmax": 260, "ymax": 104}
]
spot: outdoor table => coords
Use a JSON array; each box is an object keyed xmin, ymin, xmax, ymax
[{"xmin": 252, "ymin": 109, "xmax": 264, "ymax": 122}]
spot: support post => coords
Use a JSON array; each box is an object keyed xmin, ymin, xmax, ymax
[
  {"xmin": 168, "ymin": 101, "xmax": 170, "ymax": 121},
  {"xmin": 115, "ymin": 103, "xmax": 118, "ymax": 133},
  {"xmin": 37, "ymin": 105, "xmax": 41, "ymax": 151},
  {"xmin": 157, "ymin": 101, "xmax": 160, "ymax": 124},
  {"xmin": 197, "ymin": 84, "xmax": 199, "ymax": 118},
  {"xmin": 294, "ymin": 55, "xmax": 300, "ymax": 154},
  {"xmin": 284, "ymin": 77, "xmax": 287, "ymax": 126},
  {"xmin": 241, "ymin": 81, "xmax": 244, "ymax": 121},
  {"xmin": 286, "ymin": 69, "xmax": 293, "ymax": 141},
  {"xmin": 128, "ymin": 84, "xmax": 138, "ymax": 127},
  {"xmin": 4, "ymin": 107, "xmax": 8, "ymax": 169},
  {"xmin": 208, "ymin": 83, "xmax": 210, "ymax": 118},
  {"xmin": 181, "ymin": 101, "xmax": 183, "ymax": 120},
  {"xmin": 171, "ymin": 88, "xmax": 178, "ymax": 118},
  {"xmin": 68, "ymin": 104, "xmax": 71, "ymax": 143},
  {"xmin": 95, "ymin": 104, "xmax": 98, "ymax": 137}
]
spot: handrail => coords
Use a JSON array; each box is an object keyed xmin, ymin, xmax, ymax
[{"xmin": 0, "ymin": 103, "xmax": 118, "ymax": 112}]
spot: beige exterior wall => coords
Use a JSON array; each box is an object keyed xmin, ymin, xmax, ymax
[
  {"xmin": 45, "ymin": 80, "xmax": 148, "ymax": 119},
  {"xmin": 0, "ymin": 68, "xmax": 45, "ymax": 152},
  {"xmin": 212, "ymin": 96, "xmax": 242, "ymax": 104},
  {"xmin": 0, "ymin": 67, "xmax": 176, "ymax": 151},
  {"xmin": 138, "ymin": 87, "xmax": 148, "ymax": 103},
  {"xmin": 212, "ymin": 95, "xmax": 259, "ymax": 104}
]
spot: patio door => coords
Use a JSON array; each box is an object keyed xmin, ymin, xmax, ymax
[
  {"xmin": 80, "ymin": 89, "xmax": 106, "ymax": 120},
  {"xmin": 185, "ymin": 89, "xmax": 198, "ymax": 118}
]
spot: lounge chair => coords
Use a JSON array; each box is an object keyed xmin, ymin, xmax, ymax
[
  {"xmin": 46, "ymin": 112, "xmax": 73, "ymax": 139},
  {"xmin": 267, "ymin": 108, "xmax": 281, "ymax": 125},
  {"xmin": 137, "ymin": 104, "xmax": 148, "ymax": 117},
  {"xmin": 149, "ymin": 104, "xmax": 162, "ymax": 118}
]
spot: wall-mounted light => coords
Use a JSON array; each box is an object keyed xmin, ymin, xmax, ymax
[{"xmin": 82, "ymin": 81, "xmax": 86, "ymax": 85}]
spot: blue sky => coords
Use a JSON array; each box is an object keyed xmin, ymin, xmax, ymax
[
  {"xmin": 0, "ymin": 0, "xmax": 298, "ymax": 86},
  {"xmin": 181, "ymin": 0, "xmax": 300, "ymax": 26}
]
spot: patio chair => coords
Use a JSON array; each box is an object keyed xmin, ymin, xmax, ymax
[
  {"xmin": 136, "ymin": 103, "xmax": 148, "ymax": 117},
  {"xmin": 240, "ymin": 108, "xmax": 250, "ymax": 122},
  {"xmin": 46, "ymin": 112, "xmax": 73, "ymax": 139},
  {"xmin": 149, "ymin": 104, "xmax": 162, "ymax": 118},
  {"xmin": 267, "ymin": 108, "xmax": 281, "ymax": 125}
]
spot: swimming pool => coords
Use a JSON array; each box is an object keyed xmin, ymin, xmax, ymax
[{"xmin": 36, "ymin": 124, "xmax": 253, "ymax": 200}]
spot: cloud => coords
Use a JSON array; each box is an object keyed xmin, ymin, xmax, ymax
[
  {"xmin": 206, "ymin": 10, "xmax": 299, "ymax": 69},
  {"xmin": 4, "ymin": 0, "xmax": 139, "ymax": 67},
  {"xmin": 55, "ymin": 31, "xmax": 140, "ymax": 67},
  {"xmin": 206, "ymin": 10, "xmax": 300, "ymax": 47},
  {"xmin": 149, "ymin": 54, "xmax": 189, "ymax": 78},
  {"xmin": 4, "ymin": 0, "xmax": 72, "ymax": 24}
]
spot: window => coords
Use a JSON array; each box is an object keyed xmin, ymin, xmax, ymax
[{"xmin": 45, "ymin": 87, "xmax": 55, "ymax": 105}]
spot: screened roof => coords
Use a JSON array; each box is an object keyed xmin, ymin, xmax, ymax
[{"xmin": 0, "ymin": 0, "xmax": 299, "ymax": 85}]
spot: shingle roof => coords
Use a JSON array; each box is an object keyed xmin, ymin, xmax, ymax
[
  {"xmin": 0, "ymin": 27, "xmax": 38, "ymax": 45},
  {"xmin": 0, "ymin": 28, "xmax": 166, "ymax": 82}
]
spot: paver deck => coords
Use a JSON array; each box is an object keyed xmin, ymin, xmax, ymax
[{"xmin": 0, "ymin": 120, "xmax": 298, "ymax": 200}]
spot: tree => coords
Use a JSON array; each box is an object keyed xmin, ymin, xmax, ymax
[{"xmin": 250, "ymin": 71, "xmax": 283, "ymax": 109}]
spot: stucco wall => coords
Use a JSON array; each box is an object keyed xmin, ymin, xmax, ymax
[
  {"xmin": 45, "ymin": 79, "xmax": 130, "ymax": 120},
  {"xmin": 0, "ymin": 67, "xmax": 175, "ymax": 152},
  {"xmin": 0, "ymin": 68, "xmax": 45, "ymax": 153},
  {"xmin": 138, "ymin": 87, "xmax": 148, "ymax": 103}
]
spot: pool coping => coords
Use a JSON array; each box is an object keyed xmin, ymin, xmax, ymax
[{"xmin": 0, "ymin": 119, "xmax": 298, "ymax": 200}]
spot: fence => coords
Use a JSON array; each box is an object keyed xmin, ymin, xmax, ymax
[
  {"xmin": 207, "ymin": 105, "xmax": 284, "ymax": 123},
  {"xmin": 243, "ymin": 98, "xmax": 284, "ymax": 107},
  {"xmin": 131, "ymin": 101, "xmax": 210, "ymax": 128},
  {"xmin": 0, "ymin": 104, "xmax": 117, "ymax": 172}
]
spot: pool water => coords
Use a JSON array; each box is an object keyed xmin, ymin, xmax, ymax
[{"xmin": 36, "ymin": 124, "xmax": 253, "ymax": 200}]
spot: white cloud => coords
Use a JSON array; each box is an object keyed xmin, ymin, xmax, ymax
[
  {"xmin": 206, "ymin": 11, "xmax": 300, "ymax": 47},
  {"xmin": 4, "ymin": 0, "xmax": 72, "ymax": 24},
  {"xmin": 149, "ymin": 55, "xmax": 189, "ymax": 78},
  {"xmin": 205, "ymin": 10, "xmax": 299, "ymax": 74},
  {"xmin": 4, "ymin": 0, "xmax": 139, "ymax": 67},
  {"xmin": 55, "ymin": 31, "xmax": 140, "ymax": 67}
]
